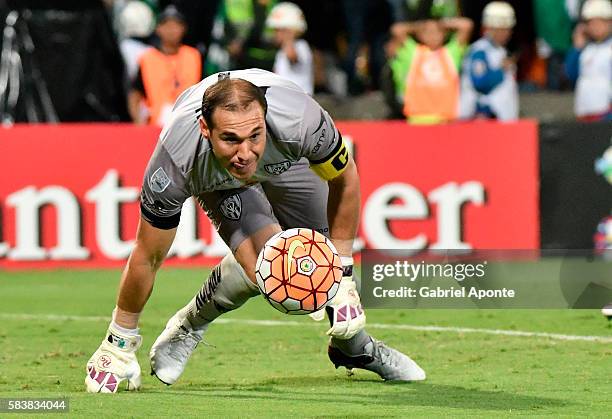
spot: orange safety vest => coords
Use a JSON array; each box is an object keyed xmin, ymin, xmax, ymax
[
  {"xmin": 403, "ymin": 45, "xmax": 459, "ymax": 124},
  {"xmin": 139, "ymin": 45, "xmax": 201, "ymax": 126}
]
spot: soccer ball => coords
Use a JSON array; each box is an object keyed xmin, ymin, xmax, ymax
[{"xmin": 255, "ymin": 228, "xmax": 343, "ymax": 314}]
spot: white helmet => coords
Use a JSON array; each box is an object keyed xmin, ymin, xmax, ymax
[
  {"xmin": 482, "ymin": 1, "xmax": 516, "ymax": 29},
  {"xmin": 581, "ymin": 0, "xmax": 612, "ymax": 20},
  {"xmin": 266, "ymin": 2, "xmax": 307, "ymax": 34},
  {"xmin": 119, "ymin": 1, "xmax": 155, "ymax": 38}
]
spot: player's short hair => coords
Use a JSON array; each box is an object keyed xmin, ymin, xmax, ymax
[{"xmin": 201, "ymin": 78, "xmax": 267, "ymax": 129}]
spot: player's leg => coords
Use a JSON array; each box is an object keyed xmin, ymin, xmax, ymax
[
  {"xmin": 262, "ymin": 159, "xmax": 425, "ymax": 381},
  {"xmin": 150, "ymin": 185, "xmax": 280, "ymax": 384}
]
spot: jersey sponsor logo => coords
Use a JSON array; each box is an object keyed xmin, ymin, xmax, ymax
[
  {"xmin": 311, "ymin": 110, "xmax": 332, "ymax": 155},
  {"xmin": 150, "ymin": 167, "xmax": 171, "ymax": 193},
  {"xmin": 286, "ymin": 239, "xmax": 306, "ymax": 279},
  {"xmin": 219, "ymin": 194, "xmax": 242, "ymax": 220},
  {"xmin": 312, "ymin": 128, "xmax": 327, "ymax": 154},
  {"xmin": 264, "ymin": 160, "xmax": 292, "ymax": 175}
]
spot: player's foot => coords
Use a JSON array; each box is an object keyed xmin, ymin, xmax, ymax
[
  {"xmin": 602, "ymin": 303, "xmax": 612, "ymax": 320},
  {"xmin": 328, "ymin": 338, "xmax": 426, "ymax": 382},
  {"xmin": 149, "ymin": 311, "xmax": 207, "ymax": 385}
]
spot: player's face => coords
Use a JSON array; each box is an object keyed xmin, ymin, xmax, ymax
[{"xmin": 200, "ymin": 102, "xmax": 266, "ymax": 181}]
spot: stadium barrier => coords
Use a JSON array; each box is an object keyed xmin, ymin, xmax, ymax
[{"xmin": 0, "ymin": 121, "xmax": 540, "ymax": 268}]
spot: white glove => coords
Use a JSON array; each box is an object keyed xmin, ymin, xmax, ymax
[
  {"xmin": 85, "ymin": 325, "xmax": 142, "ymax": 393},
  {"xmin": 310, "ymin": 276, "xmax": 366, "ymax": 340}
]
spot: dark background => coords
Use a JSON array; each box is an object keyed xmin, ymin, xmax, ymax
[{"xmin": 540, "ymin": 122, "xmax": 612, "ymax": 249}]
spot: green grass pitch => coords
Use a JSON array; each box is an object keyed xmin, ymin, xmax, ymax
[{"xmin": 0, "ymin": 269, "xmax": 610, "ymax": 418}]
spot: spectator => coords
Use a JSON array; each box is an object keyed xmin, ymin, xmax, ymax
[
  {"xmin": 383, "ymin": 1, "xmax": 458, "ymax": 119},
  {"xmin": 389, "ymin": 16, "xmax": 473, "ymax": 124},
  {"xmin": 459, "ymin": 1, "xmax": 518, "ymax": 121},
  {"xmin": 291, "ymin": 0, "xmax": 346, "ymax": 95},
  {"xmin": 533, "ymin": 0, "xmax": 575, "ymax": 90},
  {"xmin": 565, "ymin": 0, "xmax": 612, "ymax": 121},
  {"xmin": 172, "ymin": 0, "xmax": 222, "ymax": 53},
  {"xmin": 128, "ymin": 5, "xmax": 202, "ymax": 126},
  {"xmin": 205, "ymin": 0, "xmax": 277, "ymax": 75},
  {"xmin": 266, "ymin": 2, "xmax": 313, "ymax": 94},
  {"xmin": 340, "ymin": 0, "xmax": 393, "ymax": 95},
  {"xmin": 389, "ymin": 0, "xmax": 458, "ymax": 50},
  {"xmin": 118, "ymin": 1, "xmax": 155, "ymax": 83}
]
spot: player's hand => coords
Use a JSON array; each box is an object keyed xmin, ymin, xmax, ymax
[
  {"xmin": 324, "ymin": 277, "xmax": 366, "ymax": 340},
  {"xmin": 85, "ymin": 325, "xmax": 142, "ymax": 393}
]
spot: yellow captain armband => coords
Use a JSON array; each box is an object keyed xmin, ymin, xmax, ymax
[{"xmin": 309, "ymin": 140, "xmax": 350, "ymax": 181}]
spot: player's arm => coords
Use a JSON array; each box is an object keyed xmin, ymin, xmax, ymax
[
  {"xmin": 116, "ymin": 217, "xmax": 177, "ymax": 315},
  {"xmin": 85, "ymin": 216, "xmax": 177, "ymax": 393},
  {"xmin": 300, "ymin": 100, "xmax": 358, "ymax": 255},
  {"xmin": 327, "ymin": 158, "xmax": 360, "ymax": 257},
  {"xmin": 299, "ymin": 95, "xmax": 359, "ymax": 254},
  {"xmin": 117, "ymin": 142, "xmax": 187, "ymax": 322},
  {"xmin": 86, "ymin": 116, "xmax": 189, "ymax": 394},
  {"xmin": 303, "ymin": 108, "xmax": 365, "ymax": 337},
  {"xmin": 307, "ymin": 130, "xmax": 359, "ymax": 255}
]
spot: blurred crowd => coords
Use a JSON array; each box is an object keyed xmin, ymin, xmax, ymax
[{"xmin": 1, "ymin": 0, "xmax": 610, "ymax": 124}]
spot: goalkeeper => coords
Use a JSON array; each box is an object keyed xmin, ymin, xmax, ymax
[{"xmin": 85, "ymin": 69, "xmax": 425, "ymax": 393}]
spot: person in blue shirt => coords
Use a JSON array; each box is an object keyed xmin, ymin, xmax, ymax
[{"xmin": 459, "ymin": 2, "xmax": 518, "ymax": 121}]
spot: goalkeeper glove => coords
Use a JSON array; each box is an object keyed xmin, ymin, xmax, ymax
[
  {"xmin": 85, "ymin": 324, "xmax": 142, "ymax": 393},
  {"xmin": 309, "ymin": 263, "xmax": 366, "ymax": 339}
]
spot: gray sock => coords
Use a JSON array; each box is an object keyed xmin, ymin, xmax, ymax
[
  {"xmin": 182, "ymin": 254, "xmax": 259, "ymax": 329},
  {"xmin": 330, "ymin": 330, "xmax": 372, "ymax": 356}
]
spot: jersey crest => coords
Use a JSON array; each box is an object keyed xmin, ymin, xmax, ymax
[
  {"xmin": 150, "ymin": 167, "xmax": 171, "ymax": 193},
  {"xmin": 264, "ymin": 160, "xmax": 292, "ymax": 175},
  {"xmin": 219, "ymin": 194, "xmax": 242, "ymax": 220}
]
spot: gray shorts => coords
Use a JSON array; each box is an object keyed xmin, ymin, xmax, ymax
[{"xmin": 196, "ymin": 159, "xmax": 329, "ymax": 252}]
